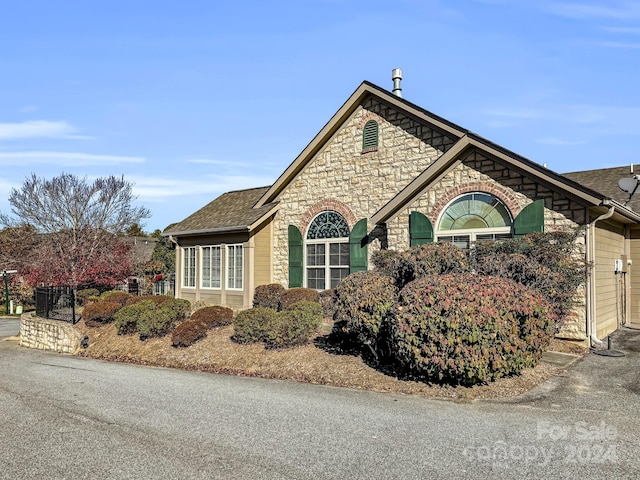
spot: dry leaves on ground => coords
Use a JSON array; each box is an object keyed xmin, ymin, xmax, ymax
[{"xmin": 75, "ymin": 321, "xmax": 587, "ymax": 401}]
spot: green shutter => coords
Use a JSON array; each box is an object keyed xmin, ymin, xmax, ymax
[
  {"xmin": 409, "ymin": 211, "xmax": 433, "ymax": 246},
  {"xmin": 288, "ymin": 225, "xmax": 303, "ymax": 288},
  {"xmin": 362, "ymin": 121, "xmax": 378, "ymax": 150},
  {"xmin": 349, "ymin": 218, "xmax": 368, "ymax": 273},
  {"xmin": 513, "ymin": 199, "xmax": 545, "ymax": 237}
]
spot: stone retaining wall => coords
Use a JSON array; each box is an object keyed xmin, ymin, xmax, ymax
[{"xmin": 19, "ymin": 314, "xmax": 83, "ymax": 354}]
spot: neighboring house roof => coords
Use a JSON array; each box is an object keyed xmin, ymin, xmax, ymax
[
  {"xmin": 563, "ymin": 166, "xmax": 640, "ymax": 213},
  {"xmin": 127, "ymin": 236, "xmax": 157, "ymax": 262},
  {"xmin": 164, "ymin": 186, "xmax": 278, "ymax": 237}
]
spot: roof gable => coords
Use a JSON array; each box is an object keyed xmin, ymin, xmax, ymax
[{"xmin": 254, "ymin": 81, "xmax": 468, "ymax": 208}]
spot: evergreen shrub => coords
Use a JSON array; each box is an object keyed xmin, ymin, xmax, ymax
[
  {"xmin": 332, "ymin": 271, "xmax": 397, "ymax": 352},
  {"xmin": 82, "ymin": 301, "xmax": 122, "ymax": 325},
  {"xmin": 171, "ymin": 319, "xmax": 208, "ymax": 348},
  {"xmin": 253, "ymin": 283, "xmax": 286, "ymax": 310},
  {"xmin": 99, "ymin": 290, "xmax": 131, "ymax": 306},
  {"xmin": 264, "ymin": 301, "xmax": 323, "ymax": 349},
  {"xmin": 232, "ymin": 307, "xmax": 277, "ymax": 344},
  {"xmin": 190, "ymin": 305, "xmax": 234, "ymax": 328},
  {"xmin": 389, "ymin": 274, "xmax": 553, "ymax": 385},
  {"xmin": 279, "ymin": 288, "xmax": 319, "ymax": 310}
]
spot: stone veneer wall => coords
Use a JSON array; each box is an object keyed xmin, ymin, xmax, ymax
[
  {"xmin": 269, "ymin": 99, "xmax": 588, "ymax": 339},
  {"xmin": 387, "ymin": 151, "xmax": 588, "ymax": 339},
  {"xmin": 271, "ymin": 98, "xmax": 456, "ymax": 285},
  {"xmin": 20, "ymin": 314, "xmax": 83, "ymax": 354}
]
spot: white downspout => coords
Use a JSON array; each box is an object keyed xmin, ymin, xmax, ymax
[{"xmin": 587, "ymin": 206, "xmax": 615, "ymax": 346}]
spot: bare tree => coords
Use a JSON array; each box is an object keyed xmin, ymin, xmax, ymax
[{"xmin": 0, "ymin": 173, "xmax": 151, "ymax": 288}]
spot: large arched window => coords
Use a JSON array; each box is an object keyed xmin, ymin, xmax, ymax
[
  {"xmin": 437, "ymin": 192, "xmax": 513, "ymax": 249},
  {"xmin": 306, "ymin": 211, "xmax": 350, "ymax": 290}
]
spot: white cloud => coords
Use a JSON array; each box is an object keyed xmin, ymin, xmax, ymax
[
  {"xmin": 0, "ymin": 120, "xmax": 79, "ymax": 140},
  {"xmin": 546, "ymin": 2, "xmax": 640, "ymax": 20},
  {"xmin": 601, "ymin": 26, "xmax": 640, "ymax": 34},
  {"xmin": 131, "ymin": 174, "xmax": 274, "ymax": 201},
  {"xmin": 0, "ymin": 151, "xmax": 145, "ymax": 166}
]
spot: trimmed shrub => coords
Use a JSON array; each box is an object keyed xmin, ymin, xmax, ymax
[
  {"xmin": 279, "ymin": 288, "xmax": 319, "ymax": 310},
  {"xmin": 190, "ymin": 305, "xmax": 234, "ymax": 328},
  {"xmin": 76, "ymin": 288, "xmax": 100, "ymax": 306},
  {"xmin": 232, "ymin": 307, "xmax": 277, "ymax": 344},
  {"xmin": 318, "ymin": 289, "xmax": 338, "ymax": 318},
  {"xmin": 125, "ymin": 294, "xmax": 171, "ymax": 306},
  {"xmin": 137, "ymin": 306, "xmax": 176, "ymax": 340},
  {"xmin": 253, "ymin": 283, "xmax": 286, "ymax": 310},
  {"xmin": 114, "ymin": 301, "xmax": 155, "ymax": 335},
  {"xmin": 472, "ymin": 231, "xmax": 587, "ymax": 326},
  {"xmin": 390, "ymin": 242, "xmax": 470, "ymax": 288},
  {"xmin": 388, "ymin": 274, "xmax": 553, "ymax": 385},
  {"xmin": 371, "ymin": 249, "xmax": 400, "ymax": 278},
  {"xmin": 161, "ymin": 298, "xmax": 191, "ymax": 321},
  {"xmin": 99, "ymin": 290, "xmax": 131, "ymax": 306},
  {"xmin": 114, "ymin": 298, "xmax": 187, "ymax": 340},
  {"xmin": 264, "ymin": 301, "xmax": 323, "ymax": 349},
  {"xmin": 82, "ymin": 301, "xmax": 122, "ymax": 325},
  {"xmin": 332, "ymin": 271, "xmax": 397, "ymax": 353},
  {"xmin": 171, "ymin": 319, "xmax": 208, "ymax": 348}
]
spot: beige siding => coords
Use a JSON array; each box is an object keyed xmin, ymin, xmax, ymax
[
  {"xmin": 253, "ymin": 221, "xmax": 273, "ymax": 288},
  {"xmin": 629, "ymin": 229, "xmax": 640, "ymax": 325},
  {"xmin": 594, "ymin": 221, "xmax": 625, "ymax": 338}
]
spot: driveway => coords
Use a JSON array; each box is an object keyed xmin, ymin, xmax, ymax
[{"xmin": 1, "ymin": 320, "xmax": 639, "ymax": 479}]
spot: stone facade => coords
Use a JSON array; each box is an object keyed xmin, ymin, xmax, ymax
[
  {"xmin": 272, "ymin": 98, "xmax": 456, "ymax": 285},
  {"xmin": 20, "ymin": 314, "xmax": 84, "ymax": 354},
  {"xmin": 269, "ymin": 99, "xmax": 589, "ymax": 339}
]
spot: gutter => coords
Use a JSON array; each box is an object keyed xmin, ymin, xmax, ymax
[
  {"xmin": 162, "ymin": 225, "xmax": 250, "ymax": 237},
  {"xmin": 586, "ymin": 205, "xmax": 615, "ymax": 346}
]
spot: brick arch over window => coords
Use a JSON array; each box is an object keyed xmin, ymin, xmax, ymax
[
  {"xmin": 358, "ymin": 111, "xmax": 383, "ymax": 129},
  {"xmin": 429, "ymin": 181, "xmax": 523, "ymax": 227},
  {"xmin": 299, "ymin": 199, "xmax": 358, "ymax": 236}
]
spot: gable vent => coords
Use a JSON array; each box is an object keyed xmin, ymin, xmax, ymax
[{"xmin": 362, "ymin": 120, "xmax": 379, "ymax": 151}]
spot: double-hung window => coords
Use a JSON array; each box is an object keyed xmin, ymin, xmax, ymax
[
  {"xmin": 182, "ymin": 247, "xmax": 196, "ymax": 288},
  {"xmin": 226, "ymin": 244, "xmax": 243, "ymax": 290},
  {"xmin": 201, "ymin": 246, "xmax": 221, "ymax": 289},
  {"xmin": 305, "ymin": 211, "xmax": 350, "ymax": 290}
]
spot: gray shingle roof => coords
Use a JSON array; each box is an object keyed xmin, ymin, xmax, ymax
[
  {"xmin": 562, "ymin": 166, "xmax": 640, "ymax": 213},
  {"xmin": 164, "ymin": 186, "xmax": 276, "ymax": 236}
]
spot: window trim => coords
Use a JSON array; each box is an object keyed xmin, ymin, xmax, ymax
[
  {"xmin": 182, "ymin": 246, "xmax": 196, "ymax": 288},
  {"xmin": 226, "ymin": 244, "xmax": 244, "ymax": 291},
  {"xmin": 304, "ymin": 209, "xmax": 351, "ymax": 290},
  {"xmin": 200, "ymin": 245, "xmax": 222, "ymax": 290},
  {"xmin": 435, "ymin": 192, "xmax": 514, "ymax": 249}
]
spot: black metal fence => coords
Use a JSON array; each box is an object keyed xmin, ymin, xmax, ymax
[{"xmin": 35, "ymin": 286, "xmax": 78, "ymax": 324}]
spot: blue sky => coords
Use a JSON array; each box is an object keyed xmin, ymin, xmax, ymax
[{"xmin": 1, "ymin": 0, "xmax": 639, "ymax": 232}]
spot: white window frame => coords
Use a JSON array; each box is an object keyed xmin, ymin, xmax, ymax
[
  {"xmin": 200, "ymin": 245, "xmax": 222, "ymax": 289},
  {"xmin": 435, "ymin": 192, "xmax": 513, "ymax": 249},
  {"xmin": 304, "ymin": 237, "xmax": 350, "ymax": 290},
  {"xmin": 226, "ymin": 244, "xmax": 244, "ymax": 290},
  {"xmin": 182, "ymin": 246, "xmax": 196, "ymax": 288}
]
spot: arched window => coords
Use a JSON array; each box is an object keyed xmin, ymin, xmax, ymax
[
  {"xmin": 306, "ymin": 211, "xmax": 350, "ymax": 289},
  {"xmin": 362, "ymin": 120, "xmax": 379, "ymax": 151},
  {"xmin": 437, "ymin": 192, "xmax": 513, "ymax": 249}
]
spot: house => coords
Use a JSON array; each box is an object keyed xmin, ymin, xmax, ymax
[{"xmin": 164, "ymin": 71, "xmax": 640, "ymax": 345}]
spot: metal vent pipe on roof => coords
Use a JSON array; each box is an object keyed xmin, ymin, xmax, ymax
[{"xmin": 392, "ymin": 68, "xmax": 403, "ymax": 97}]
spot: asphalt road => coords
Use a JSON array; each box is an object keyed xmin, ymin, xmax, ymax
[{"xmin": 1, "ymin": 322, "xmax": 639, "ymax": 480}]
